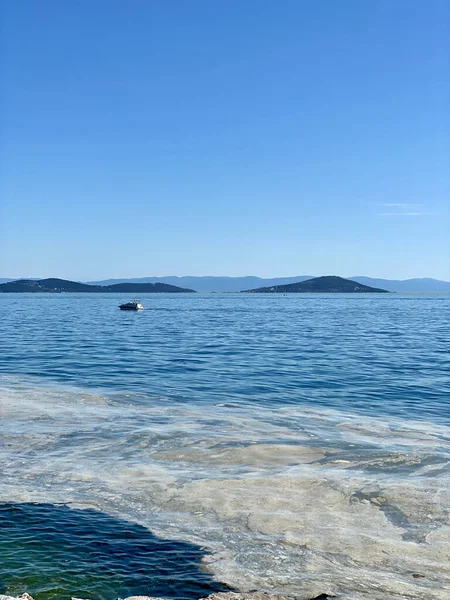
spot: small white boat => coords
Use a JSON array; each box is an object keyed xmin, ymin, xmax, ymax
[{"xmin": 119, "ymin": 299, "xmax": 144, "ymax": 311}]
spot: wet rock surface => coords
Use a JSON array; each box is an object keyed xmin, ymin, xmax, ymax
[
  {"xmin": 198, "ymin": 593, "xmax": 333, "ymax": 599},
  {"xmin": 0, "ymin": 593, "xmax": 334, "ymax": 600}
]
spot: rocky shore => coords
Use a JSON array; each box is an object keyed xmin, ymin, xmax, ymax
[{"xmin": 0, "ymin": 592, "xmax": 333, "ymax": 600}]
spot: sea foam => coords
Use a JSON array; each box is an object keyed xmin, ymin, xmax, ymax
[{"xmin": 1, "ymin": 375, "xmax": 449, "ymax": 599}]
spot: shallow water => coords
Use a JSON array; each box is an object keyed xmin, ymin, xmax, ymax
[
  {"xmin": 0, "ymin": 293, "xmax": 449, "ymax": 599},
  {"xmin": 0, "ymin": 503, "xmax": 226, "ymax": 600}
]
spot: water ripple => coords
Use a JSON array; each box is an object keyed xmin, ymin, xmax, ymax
[{"xmin": 0, "ymin": 293, "xmax": 449, "ymax": 423}]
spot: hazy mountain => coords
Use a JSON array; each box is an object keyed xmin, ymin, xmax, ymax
[
  {"xmin": 0, "ymin": 278, "xmax": 195, "ymax": 293},
  {"xmin": 0, "ymin": 277, "xmax": 40, "ymax": 284},
  {"xmin": 3, "ymin": 276, "xmax": 449, "ymax": 293},
  {"xmin": 244, "ymin": 276, "xmax": 389, "ymax": 294},
  {"xmin": 88, "ymin": 275, "xmax": 450, "ymax": 293},
  {"xmin": 88, "ymin": 276, "xmax": 315, "ymax": 292},
  {"xmin": 351, "ymin": 277, "xmax": 450, "ymax": 292}
]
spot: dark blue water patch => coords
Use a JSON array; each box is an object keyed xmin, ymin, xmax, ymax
[{"xmin": 0, "ymin": 503, "xmax": 229, "ymax": 600}]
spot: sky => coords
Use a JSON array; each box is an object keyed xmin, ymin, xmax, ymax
[{"xmin": 1, "ymin": 0, "xmax": 449, "ymax": 281}]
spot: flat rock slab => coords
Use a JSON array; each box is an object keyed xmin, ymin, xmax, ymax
[
  {"xmin": 198, "ymin": 594, "xmax": 332, "ymax": 600},
  {"xmin": 2, "ymin": 593, "xmax": 333, "ymax": 600},
  {"xmin": 200, "ymin": 595, "xmax": 298, "ymax": 600},
  {"xmin": 122, "ymin": 596, "xmax": 301, "ymax": 600},
  {"xmin": 121, "ymin": 595, "xmax": 328, "ymax": 600},
  {"xmin": 121, "ymin": 597, "xmax": 168, "ymax": 600}
]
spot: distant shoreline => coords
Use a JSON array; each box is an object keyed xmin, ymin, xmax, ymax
[
  {"xmin": 0, "ymin": 275, "xmax": 391, "ymax": 294},
  {"xmin": 2, "ymin": 274, "xmax": 449, "ymax": 293},
  {"xmin": 0, "ymin": 278, "xmax": 196, "ymax": 294}
]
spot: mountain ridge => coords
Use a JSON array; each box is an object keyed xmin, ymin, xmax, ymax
[
  {"xmin": 88, "ymin": 275, "xmax": 450, "ymax": 292},
  {"xmin": 1, "ymin": 276, "xmax": 449, "ymax": 292}
]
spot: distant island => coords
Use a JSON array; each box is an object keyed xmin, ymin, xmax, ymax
[
  {"xmin": 0, "ymin": 278, "xmax": 196, "ymax": 293},
  {"xmin": 243, "ymin": 276, "xmax": 390, "ymax": 293},
  {"xmin": 85, "ymin": 275, "xmax": 450, "ymax": 292},
  {"xmin": 1, "ymin": 275, "xmax": 449, "ymax": 292}
]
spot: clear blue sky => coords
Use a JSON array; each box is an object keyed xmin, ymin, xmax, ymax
[{"xmin": 1, "ymin": 0, "xmax": 449, "ymax": 280}]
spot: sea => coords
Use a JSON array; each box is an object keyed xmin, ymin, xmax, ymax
[{"xmin": 0, "ymin": 292, "xmax": 449, "ymax": 600}]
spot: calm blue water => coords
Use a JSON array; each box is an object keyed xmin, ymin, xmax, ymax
[
  {"xmin": 1, "ymin": 293, "xmax": 449, "ymax": 600},
  {"xmin": 1, "ymin": 293, "xmax": 449, "ymax": 422}
]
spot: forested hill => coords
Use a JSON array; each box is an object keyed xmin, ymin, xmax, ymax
[
  {"xmin": 244, "ymin": 276, "xmax": 390, "ymax": 293},
  {"xmin": 0, "ymin": 278, "xmax": 195, "ymax": 293}
]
